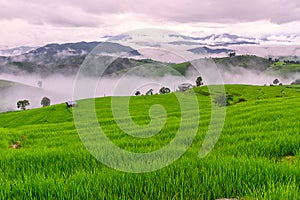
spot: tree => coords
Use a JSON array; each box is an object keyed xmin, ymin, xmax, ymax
[
  {"xmin": 273, "ymin": 78, "xmax": 280, "ymax": 85},
  {"xmin": 159, "ymin": 87, "xmax": 171, "ymax": 94},
  {"xmin": 41, "ymin": 97, "xmax": 51, "ymax": 107},
  {"xmin": 37, "ymin": 80, "xmax": 43, "ymax": 88},
  {"xmin": 17, "ymin": 100, "xmax": 30, "ymax": 110},
  {"xmin": 196, "ymin": 76, "xmax": 204, "ymax": 87},
  {"xmin": 146, "ymin": 89, "xmax": 153, "ymax": 95},
  {"xmin": 229, "ymin": 52, "xmax": 236, "ymax": 57},
  {"xmin": 135, "ymin": 91, "xmax": 141, "ymax": 96}
]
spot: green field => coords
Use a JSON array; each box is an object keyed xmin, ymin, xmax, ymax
[
  {"xmin": 268, "ymin": 61, "xmax": 300, "ymax": 77},
  {"xmin": 170, "ymin": 56, "xmax": 300, "ymax": 79},
  {"xmin": 1, "ymin": 85, "xmax": 300, "ymax": 199}
]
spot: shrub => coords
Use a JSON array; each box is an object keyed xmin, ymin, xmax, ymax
[
  {"xmin": 159, "ymin": 87, "xmax": 171, "ymax": 94},
  {"xmin": 195, "ymin": 76, "xmax": 203, "ymax": 87},
  {"xmin": 17, "ymin": 100, "xmax": 30, "ymax": 110},
  {"xmin": 41, "ymin": 97, "xmax": 51, "ymax": 107},
  {"xmin": 273, "ymin": 79, "xmax": 280, "ymax": 85}
]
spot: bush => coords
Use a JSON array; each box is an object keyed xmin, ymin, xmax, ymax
[
  {"xmin": 159, "ymin": 87, "xmax": 171, "ymax": 94},
  {"xmin": 273, "ymin": 79, "xmax": 280, "ymax": 85},
  {"xmin": 17, "ymin": 100, "xmax": 30, "ymax": 110},
  {"xmin": 195, "ymin": 76, "xmax": 203, "ymax": 87},
  {"xmin": 41, "ymin": 97, "xmax": 51, "ymax": 107}
]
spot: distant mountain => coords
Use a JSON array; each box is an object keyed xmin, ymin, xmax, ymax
[
  {"xmin": 29, "ymin": 42, "xmax": 100, "ymax": 56},
  {"xmin": 169, "ymin": 33, "xmax": 257, "ymax": 46},
  {"xmin": 183, "ymin": 33, "xmax": 300, "ymax": 45},
  {"xmin": 261, "ymin": 34, "xmax": 300, "ymax": 44},
  {"xmin": 91, "ymin": 42, "xmax": 140, "ymax": 56},
  {"xmin": 187, "ymin": 46, "xmax": 234, "ymax": 54},
  {"xmin": 26, "ymin": 41, "xmax": 140, "ymax": 58},
  {"xmin": 0, "ymin": 46, "xmax": 37, "ymax": 56},
  {"xmin": 168, "ymin": 34, "xmax": 202, "ymax": 41},
  {"xmin": 0, "ymin": 41, "xmax": 141, "ymax": 76},
  {"xmin": 104, "ymin": 32, "xmax": 300, "ymax": 58},
  {"xmin": 1, "ymin": 36, "xmax": 299, "ymax": 78},
  {"xmin": 109, "ymin": 32, "xmax": 257, "ymax": 47}
]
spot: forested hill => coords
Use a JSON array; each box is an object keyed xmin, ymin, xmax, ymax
[{"xmin": 0, "ymin": 40, "xmax": 299, "ymax": 77}]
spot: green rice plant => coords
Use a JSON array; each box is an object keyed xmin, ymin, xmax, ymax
[{"xmin": 0, "ymin": 85, "xmax": 299, "ymax": 199}]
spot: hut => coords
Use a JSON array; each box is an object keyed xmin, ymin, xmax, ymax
[
  {"xmin": 229, "ymin": 52, "xmax": 236, "ymax": 57},
  {"xmin": 178, "ymin": 83, "xmax": 193, "ymax": 92},
  {"xmin": 66, "ymin": 101, "xmax": 77, "ymax": 108}
]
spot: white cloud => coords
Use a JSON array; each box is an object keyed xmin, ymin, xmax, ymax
[
  {"xmin": 0, "ymin": 0, "xmax": 300, "ymax": 47},
  {"xmin": 1, "ymin": 0, "xmax": 300, "ymax": 25}
]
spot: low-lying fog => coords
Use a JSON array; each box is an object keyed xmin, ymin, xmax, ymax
[{"xmin": 0, "ymin": 66, "xmax": 299, "ymax": 112}]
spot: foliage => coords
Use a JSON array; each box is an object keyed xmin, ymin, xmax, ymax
[
  {"xmin": 169, "ymin": 62, "xmax": 190, "ymax": 76},
  {"xmin": 273, "ymin": 78, "xmax": 280, "ymax": 85},
  {"xmin": 17, "ymin": 99, "xmax": 30, "ymax": 110},
  {"xmin": 268, "ymin": 61, "xmax": 300, "ymax": 77},
  {"xmin": 159, "ymin": 87, "xmax": 171, "ymax": 94},
  {"xmin": 195, "ymin": 76, "xmax": 203, "ymax": 87},
  {"xmin": 2, "ymin": 54, "xmax": 300, "ymax": 78},
  {"xmin": 41, "ymin": 97, "xmax": 51, "ymax": 107},
  {"xmin": 1, "ymin": 85, "xmax": 300, "ymax": 199}
]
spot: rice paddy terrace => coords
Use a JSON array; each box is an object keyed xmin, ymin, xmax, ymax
[{"xmin": 0, "ymin": 84, "xmax": 300, "ymax": 199}]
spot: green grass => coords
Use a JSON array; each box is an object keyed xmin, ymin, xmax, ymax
[
  {"xmin": 268, "ymin": 62, "xmax": 300, "ymax": 77},
  {"xmin": 0, "ymin": 85, "xmax": 300, "ymax": 199},
  {"xmin": 169, "ymin": 62, "xmax": 191, "ymax": 75},
  {"xmin": 213, "ymin": 55, "xmax": 271, "ymax": 71},
  {"xmin": 169, "ymin": 56, "xmax": 300, "ymax": 79}
]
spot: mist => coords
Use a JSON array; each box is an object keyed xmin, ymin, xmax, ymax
[
  {"xmin": 220, "ymin": 66, "xmax": 300, "ymax": 85},
  {"xmin": 0, "ymin": 73, "xmax": 192, "ymax": 112},
  {"xmin": 0, "ymin": 63, "xmax": 299, "ymax": 113},
  {"xmin": 0, "ymin": 74, "xmax": 76, "ymax": 112}
]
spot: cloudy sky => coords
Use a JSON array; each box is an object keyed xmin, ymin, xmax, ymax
[{"xmin": 0, "ymin": 0, "xmax": 300, "ymax": 48}]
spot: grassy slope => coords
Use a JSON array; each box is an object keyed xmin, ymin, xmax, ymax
[
  {"xmin": 2, "ymin": 55, "xmax": 300, "ymax": 78},
  {"xmin": 170, "ymin": 55, "xmax": 300, "ymax": 78},
  {"xmin": 0, "ymin": 85, "xmax": 300, "ymax": 199},
  {"xmin": 268, "ymin": 61, "xmax": 300, "ymax": 77},
  {"xmin": 213, "ymin": 55, "xmax": 271, "ymax": 71}
]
